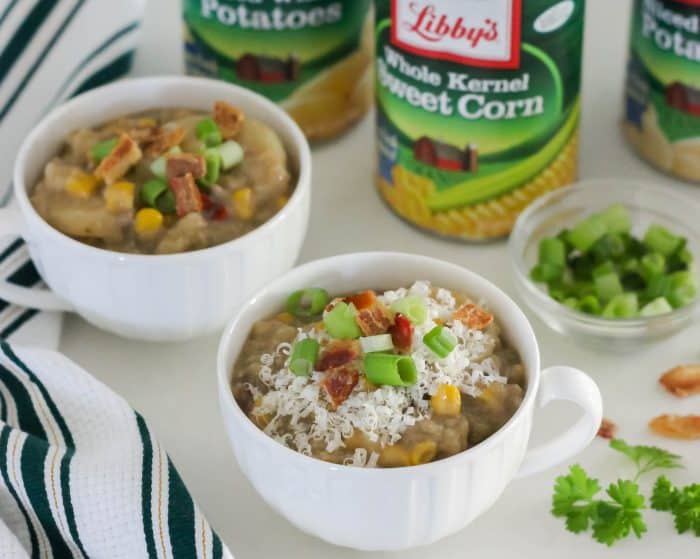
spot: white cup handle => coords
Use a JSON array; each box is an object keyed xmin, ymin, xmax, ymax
[
  {"xmin": 0, "ymin": 206, "xmax": 73, "ymax": 312},
  {"xmin": 516, "ymin": 365, "xmax": 603, "ymax": 478}
]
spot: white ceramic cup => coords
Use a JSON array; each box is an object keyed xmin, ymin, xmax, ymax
[
  {"xmin": 2, "ymin": 76, "xmax": 311, "ymax": 341},
  {"xmin": 217, "ymin": 252, "xmax": 603, "ymax": 551}
]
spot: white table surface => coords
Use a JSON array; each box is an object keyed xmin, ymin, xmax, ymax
[{"xmin": 58, "ymin": 1, "xmax": 700, "ymax": 557}]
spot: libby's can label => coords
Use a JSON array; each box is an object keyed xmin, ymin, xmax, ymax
[
  {"xmin": 624, "ymin": 0, "xmax": 700, "ymax": 182},
  {"xmin": 183, "ymin": 0, "xmax": 373, "ymax": 141},
  {"xmin": 375, "ymin": 0, "xmax": 585, "ymax": 240}
]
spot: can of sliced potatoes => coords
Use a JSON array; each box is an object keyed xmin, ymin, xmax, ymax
[
  {"xmin": 375, "ymin": 0, "xmax": 585, "ymax": 241},
  {"xmin": 182, "ymin": 0, "xmax": 372, "ymax": 141},
  {"xmin": 624, "ymin": 0, "xmax": 700, "ymax": 182}
]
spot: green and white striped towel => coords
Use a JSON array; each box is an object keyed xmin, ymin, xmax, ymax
[
  {"xmin": 0, "ymin": 0, "xmax": 145, "ymax": 344},
  {"xmin": 0, "ymin": 341, "xmax": 233, "ymax": 558}
]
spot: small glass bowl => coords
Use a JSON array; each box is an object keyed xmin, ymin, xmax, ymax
[{"xmin": 509, "ymin": 180, "xmax": 700, "ymax": 349}]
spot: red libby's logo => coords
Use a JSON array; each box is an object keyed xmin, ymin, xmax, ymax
[{"xmin": 391, "ymin": 0, "xmax": 522, "ymax": 68}]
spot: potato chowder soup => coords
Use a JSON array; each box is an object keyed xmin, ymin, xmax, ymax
[
  {"xmin": 31, "ymin": 101, "xmax": 292, "ymax": 254},
  {"xmin": 232, "ymin": 282, "xmax": 525, "ymax": 468}
]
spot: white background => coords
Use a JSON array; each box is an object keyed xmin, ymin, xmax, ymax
[{"xmin": 60, "ymin": 1, "xmax": 700, "ymax": 557}]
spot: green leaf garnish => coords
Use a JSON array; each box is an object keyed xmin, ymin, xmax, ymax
[
  {"xmin": 651, "ymin": 476, "xmax": 700, "ymax": 536},
  {"xmin": 609, "ymin": 439, "xmax": 683, "ymax": 481}
]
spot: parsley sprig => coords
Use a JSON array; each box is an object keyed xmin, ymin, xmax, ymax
[
  {"xmin": 551, "ymin": 439, "xmax": 691, "ymax": 546},
  {"xmin": 652, "ymin": 476, "xmax": 700, "ymax": 536}
]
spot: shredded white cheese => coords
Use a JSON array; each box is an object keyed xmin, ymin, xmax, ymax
[{"xmin": 251, "ymin": 281, "xmax": 508, "ymax": 464}]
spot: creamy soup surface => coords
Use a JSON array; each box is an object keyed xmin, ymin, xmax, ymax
[
  {"xmin": 31, "ymin": 101, "xmax": 292, "ymax": 254},
  {"xmin": 232, "ymin": 282, "xmax": 525, "ymax": 468}
]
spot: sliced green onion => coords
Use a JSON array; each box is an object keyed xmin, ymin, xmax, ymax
[
  {"xmin": 217, "ymin": 140, "xmax": 244, "ymax": 170},
  {"xmin": 363, "ymin": 353, "xmax": 417, "ymax": 386},
  {"xmin": 156, "ymin": 189, "xmax": 176, "ymax": 214},
  {"xmin": 640, "ymin": 297, "xmax": 673, "ymax": 317},
  {"xmin": 289, "ymin": 339, "xmax": 319, "ymax": 377},
  {"xmin": 644, "ymin": 224, "xmax": 681, "ymax": 257},
  {"xmin": 150, "ymin": 146, "xmax": 182, "ymax": 179},
  {"xmin": 323, "ymin": 302, "xmax": 361, "ymax": 339},
  {"xmin": 423, "ymin": 326, "xmax": 457, "ymax": 358},
  {"xmin": 577, "ymin": 294, "xmax": 601, "ymax": 315},
  {"xmin": 200, "ymin": 148, "xmax": 221, "ymax": 186},
  {"xmin": 666, "ymin": 271, "xmax": 698, "ymax": 308},
  {"xmin": 359, "ymin": 334, "xmax": 394, "ymax": 354},
  {"xmin": 591, "ymin": 233, "xmax": 626, "ymax": 262},
  {"xmin": 286, "ymin": 288, "xmax": 330, "ymax": 319},
  {"xmin": 539, "ymin": 237, "xmax": 566, "ymax": 269},
  {"xmin": 598, "ymin": 203, "xmax": 631, "ymax": 234},
  {"xmin": 531, "ymin": 263, "xmax": 563, "ymax": 283},
  {"xmin": 640, "ymin": 252, "xmax": 666, "ymax": 282},
  {"xmin": 91, "ymin": 137, "xmax": 118, "ymax": 162},
  {"xmin": 567, "ymin": 215, "xmax": 607, "ymax": 253},
  {"xmin": 196, "ymin": 118, "xmax": 222, "ymax": 147},
  {"xmin": 594, "ymin": 272, "xmax": 623, "ymax": 302},
  {"xmin": 602, "ymin": 293, "xmax": 638, "ymax": 318},
  {"xmin": 390, "ymin": 295, "xmax": 427, "ymax": 325},
  {"xmin": 141, "ymin": 179, "xmax": 168, "ymax": 207}
]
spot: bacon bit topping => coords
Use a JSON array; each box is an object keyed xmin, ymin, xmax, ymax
[
  {"xmin": 214, "ymin": 100, "xmax": 245, "ymax": 139},
  {"xmin": 649, "ymin": 414, "xmax": 700, "ymax": 440},
  {"xmin": 345, "ymin": 290, "xmax": 378, "ymax": 310},
  {"xmin": 320, "ymin": 364, "xmax": 360, "ymax": 409},
  {"xmin": 453, "ymin": 303, "xmax": 494, "ymax": 330},
  {"xmin": 355, "ymin": 301, "xmax": 393, "ymax": 336},
  {"xmin": 94, "ymin": 133, "xmax": 142, "ymax": 184},
  {"xmin": 389, "ymin": 314, "xmax": 413, "ymax": 353},
  {"xmin": 597, "ymin": 418, "xmax": 618, "ymax": 440},
  {"xmin": 145, "ymin": 125, "xmax": 186, "ymax": 157},
  {"xmin": 317, "ymin": 340, "xmax": 361, "ymax": 372},
  {"xmin": 200, "ymin": 193, "xmax": 228, "ymax": 221},
  {"xmin": 166, "ymin": 153, "xmax": 206, "ymax": 180},
  {"xmin": 168, "ymin": 173, "xmax": 202, "ymax": 217},
  {"xmin": 659, "ymin": 364, "xmax": 700, "ymax": 398},
  {"xmin": 128, "ymin": 126, "xmax": 157, "ymax": 144}
]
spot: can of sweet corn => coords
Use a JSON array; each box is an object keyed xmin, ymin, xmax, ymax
[
  {"xmin": 375, "ymin": 0, "xmax": 585, "ymax": 240},
  {"xmin": 623, "ymin": 0, "xmax": 700, "ymax": 182},
  {"xmin": 182, "ymin": 0, "xmax": 373, "ymax": 141}
]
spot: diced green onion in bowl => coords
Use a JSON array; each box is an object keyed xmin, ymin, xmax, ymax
[
  {"xmin": 323, "ymin": 302, "xmax": 361, "ymax": 340},
  {"xmin": 91, "ymin": 137, "xmax": 118, "ymax": 162},
  {"xmin": 156, "ymin": 189, "xmax": 176, "ymax": 214},
  {"xmin": 286, "ymin": 288, "xmax": 330, "ymax": 319},
  {"xmin": 196, "ymin": 117, "xmax": 222, "ymax": 147},
  {"xmin": 217, "ymin": 140, "xmax": 244, "ymax": 170},
  {"xmin": 528, "ymin": 203, "xmax": 697, "ymax": 319},
  {"xmin": 289, "ymin": 339, "xmax": 319, "ymax": 377},
  {"xmin": 423, "ymin": 326, "xmax": 457, "ymax": 358},
  {"xmin": 201, "ymin": 148, "xmax": 221, "ymax": 186},
  {"xmin": 390, "ymin": 295, "xmax": 427, "ymax": 325},
  {"xmin": 360, "ymin": 334, "xmax": 394, "ymax": 353},
  {"xmin": 363, "ymin": 353, "xmax": 417, "ymax": 387},
  {"xmin": 141, "ymin": 179, "xmax": 169, "ymax": 207},
  {"xmin": 509, "ymin": 181, "xmax": 700, "ymax": 347}
]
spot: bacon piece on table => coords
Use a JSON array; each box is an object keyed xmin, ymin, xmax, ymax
[
  {"xmin": 649, "ymin": 414, "xmax": 700, "ymax": 440},
  {"xmin": 169, "ymin": 172, "xmax": 202, "ymax": 217},
  {"xmin": 317, "ymin": 340, "xmax": 361, "ymax": 372},
  {"xmin": 659, "ymin": 364, "xmax": 700, "ymax": 398},
  {"xmin": 453, "ymin": 303, "xmax": 494, "ymax": 330},
  {"xmin": 95, "ymin": 133, "xmax": 142, "ymax": 184},
  {"xmin": 321, "ymin": 364, "xmax": 360, "ymax": 409},
  {"xmin": 214, "ymin": 100, "xmax": 245, "ymax": 139},
  {"xmin": 596, "ymin": 418, "xmax": 618, "ymax": 440}
]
